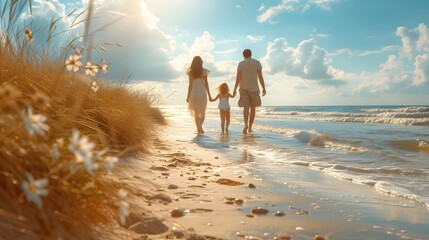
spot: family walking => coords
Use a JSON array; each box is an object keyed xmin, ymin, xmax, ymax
[{"xmin": 186, "ymin": 49, "xmax": 266, "ymax": 135}]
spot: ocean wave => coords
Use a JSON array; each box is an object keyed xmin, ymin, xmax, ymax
[
  {"xmin": 253, "ymin": 124, "xmax": 369, "ymax": 152},
  {"xmin": 323, "ymin": 168, "xmax": 429, "ymax": 209},
  {"xmin": 259, "ymin": 114, "xmax": 429, "ymax": 126},
  {"xmin": 390, "ymin": 140, "xmax": 429, "ymax": 153},
  {"xmin": 257, "ymin": 106, "xmax": 429, "ymax": 126},
  {"xmin": 360, "ymin": 106, "xmax": 429, "ymax": 113}
]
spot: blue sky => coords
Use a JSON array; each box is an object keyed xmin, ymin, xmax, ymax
[{"xmin": 4, "ymin": 0, "xmax": 429, "ymax": 105}]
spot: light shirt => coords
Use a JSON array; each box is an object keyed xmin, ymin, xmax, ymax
[{"xmin": 237, "ymin": 58, "xmax": 262, "ymax": 92}]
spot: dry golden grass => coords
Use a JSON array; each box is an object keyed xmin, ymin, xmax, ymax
[{"xmin": 0, "ymin": 1, "xmax": 165, "ymax": 239}]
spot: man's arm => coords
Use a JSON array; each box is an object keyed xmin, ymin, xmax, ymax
[
  {"xmin": 233, "ymin": 69, "xmax": 241, "ymax": 97},
  {"xmin": 186, "ymin": 77, "xmax": 192, "ymax": 102},
  {"xmin": 257, "ymin": 69, "xmax": 266, "ymax": 96}
]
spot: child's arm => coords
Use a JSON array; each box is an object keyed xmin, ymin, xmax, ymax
[
  {"xmin": 210, "ymin": 94, "xmax": 220, "ymax": 102},
  {"xmin": 228, "ymin": 93, "xmax": 235, "ymax": 98}
]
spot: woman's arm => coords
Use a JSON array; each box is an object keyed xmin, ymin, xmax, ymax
[
  {"xmin": 204, "ymin": 75, "xmax": 213, "ymax": 100},
  {"xmin": 186, "ymin": 77, "xmax": 192, "ymax": 102}
]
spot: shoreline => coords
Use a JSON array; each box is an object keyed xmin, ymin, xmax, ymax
[{"xmin": 112, "ymin": 117, "xmax": 429, "ymax": 240}]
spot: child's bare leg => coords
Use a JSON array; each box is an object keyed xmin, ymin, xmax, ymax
[
  {"xmin": 220, "ymin": 110, "xmax": 226, "ymax": 134},
  {"xmin": 225, "ymin": 109, "xmax": 230, "ymax": 133}
]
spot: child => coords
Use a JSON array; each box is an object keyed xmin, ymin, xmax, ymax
[{"xmin": 210, "ymin": 82, "xmax": 235, "ymax": 134}]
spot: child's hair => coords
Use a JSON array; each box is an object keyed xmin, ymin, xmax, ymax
[{"xmin": 217, "ymin": 82, "xmax": 229, "ymax": 94}]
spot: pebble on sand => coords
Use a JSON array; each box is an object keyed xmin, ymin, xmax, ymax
[
  {"xmin": 216, "ymin": 178, "xmax": 243, "ymax": 186},
  {"xmin": 167, "ymin": 184, "xmax": 179, "ymax": 189},
  {"xmin": 296, "ymin": 227, "xmax": 304, "ymax": 231},
  {"xmin": 236, "ymin": 232, "xmax": 246, "ymax": 238},
  {"xmin": 314, "ymin": 235, "xmax": 326, "ymax": 240},
  {"xmin": 248, "ymin": 183, "xmax": 256, "ymax": 189},
  {"xmin": 273, "ymin": 211, "xmax": 285, "ymax": 217},
  {"xmin": 274, "ymin": 235, "xmax": 292, "ymax": 240},
  {"xmin": 171, "ymin": 208, "xmax": 185, "ymax": 218},
  {"xmin": 251, "ymin": 207, "xmax": 269, "ymax": 215},
  {"xmin": 296, "ymin": 210, "xmax": 309, "ymax": 215}
]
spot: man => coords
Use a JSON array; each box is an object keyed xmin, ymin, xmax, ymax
[{"xmin": 233, "ymin": 49, "xmax": 266, "ymax": 134}]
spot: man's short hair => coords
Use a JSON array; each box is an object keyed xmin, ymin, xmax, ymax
[{"xmin": 243, "ymin": 49, "xmax": 252, "ymax": 58}]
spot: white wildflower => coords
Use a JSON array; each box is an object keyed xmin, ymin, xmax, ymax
[
  {"xmin": 24, "ymin": 27, "xmax": 33, "ymax": 43},
  {"xmin": 65, "ymin": 54, "xmax": 82, "ymax": 72},
  {"xmin": 91, "ymin": 81, "xmax": 99, "ymax": 93},
  {"xmin": 21, "ymin": 107, "xmax": 49, "ymax": 137},
  {"xmin": 101, "ymin": 63, "xmax": 110, "ymax": 73},
  {"xmin": 104, "ymin": 156, "xmax": 118, "ymax": 172},
  {"xmin": 68, "ymin": 128, "xmax": 98, "ymax": 175},
  {"xmin": 118, "ymin": 189, "xmax": 129, "ymax": 226},
  {"xmin": 21, "ymin": 174, "xmax": 49, "ymax": 208},
  {"xmin": 85, "ymin": 62, "xmax": 98, "ymax": 76},
  {"xmin": 50, "ymin": 138, "xmax": 64, "ymax": 163}
]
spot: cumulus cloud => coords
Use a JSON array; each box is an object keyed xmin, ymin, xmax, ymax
[
  {"xmin": 262, "ymin": 38, "xmax": 339, "ymax": 83},
  {"xmin": 352, "ymin": 55, "xmax": 410, "ymax": 94},
  {"xmin": 171, "ymin": 31, "xmax": 236, "ymax": 78},
  {"xmin": 413, "ymin": 54, "xmax": 429, "ymax": 86},
  {"xmin": 82, "ymin": 0, "xmax": 179, "ymax": 81},
  {"xmin": 396, "ymin": 23, "xmax": 429, "ymax": 58},
  {"xmin": 257, "ymin": 0, "xmax": 341, "ymax": 23},
  {"xmin": 19, "ymin": 0, "xmax": 73, "ymax": 49}
]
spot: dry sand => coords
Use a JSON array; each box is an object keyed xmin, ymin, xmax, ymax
[{"xmin": 106, "ymin": 122, "xmax": 429, "ymax": 240}]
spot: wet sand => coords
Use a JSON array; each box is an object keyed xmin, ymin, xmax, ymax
[{"xmin": 107, "ymin": 120, "xmax": 429, "ymax": 240}]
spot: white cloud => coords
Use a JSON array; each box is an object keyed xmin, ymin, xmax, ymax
[
  {"xmin": 258, "ymin": 3, "xmax": 266, "ymax": 12},
  {"xmin": 396, "ymin": 23, "xmax": 429, "ymax": 58},
  {"xmin": 246, "ymin": 35, "xmax": 265, "ymax": 43},
  {"xmin": 352, "ymin": 55, "xmax": 410, "ymax": 95},
  {"xmin": 306, "ymin": 0, "xmax": 341, "ymax": 11},
  {"xmin": 257, "ymin": 0, "xmax": 341, "ymax": 23},
  {"xmin": 171, "ymin": 31, "xmax": 236, "ymax": 79},
  {"xmin": 87, "ymin": 0, "xmax": 179, "ymax": 81},
  {"xmin": 262, "ymin": 38, "xmax": 337, "ymax": 82},
  {"xmin": 328, "ymin": 45, "xmax": 400, "ymax": 57},
  {"xmin": 18, "ymin": 0, "xmax": 72, "ymax": 49},
  {"xmin": 416, "ymin": 23, "xmax": 429, "ymax": 52},
  {"xmin": 257, "ymin": 0, "xmax": 298, "ymax": 23},
  {"xmin": 413, "ymin": 54, "xmax": 429, "ymax": 86}
]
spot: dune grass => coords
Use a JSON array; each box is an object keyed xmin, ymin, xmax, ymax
[{"xmin": 0, "ymin": 1, "xmax": 165, "ymax": 239}]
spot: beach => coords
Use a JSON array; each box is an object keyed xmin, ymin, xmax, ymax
[{"xmin": 113, "ymin": 105, "xmax": 429, "ymax": 240}]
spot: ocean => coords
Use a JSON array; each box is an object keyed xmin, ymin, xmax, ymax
[{"xmin": 161, "ymin": 105, "xmax": 429, "ymax": 212}]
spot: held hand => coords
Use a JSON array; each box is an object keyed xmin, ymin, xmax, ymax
[
  {"xmin": 233, "ymin": 90, "xmax": 237, "ymax": 97},
  {"xmin": 262, "ymin": 89, "xmax": 266, "ymax": 96}
]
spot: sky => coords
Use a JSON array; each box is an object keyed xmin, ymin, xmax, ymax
[{"xmin": 3, "ymin": 0, "xmax": 429, "ymax": 106}]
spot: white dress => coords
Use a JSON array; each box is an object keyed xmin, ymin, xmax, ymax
[
  {"xmin": 188, "ymin": 69, "xmax": 210, "ymax": 118},
  {"xmin": 218, "ymin": 95, "xmax": 230, "ymax": 110}
]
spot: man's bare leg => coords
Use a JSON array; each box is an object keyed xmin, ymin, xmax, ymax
[
  {"xmin": 243, "ymin": 107, "xmax": 249, "ymax": 134},
  {"xmin": 248, "ymin": 106, "xmax": 256, "ymax": 132}
]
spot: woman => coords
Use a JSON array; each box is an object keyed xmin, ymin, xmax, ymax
[{"xmin": 186, "ymin": 56, "xmax": 212, "ymax": 134}]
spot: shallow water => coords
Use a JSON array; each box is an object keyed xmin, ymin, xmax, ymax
[{"xmin": 161, "ymin": 105, "xmax": 429, "ymax": 210}]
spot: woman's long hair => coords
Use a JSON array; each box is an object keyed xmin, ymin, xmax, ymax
[{"xmin": 188, "ymin": 56, "xmax": 203, "ymax": 78}]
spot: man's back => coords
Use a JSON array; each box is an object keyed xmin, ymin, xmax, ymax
[{"xmin": 238, "ymin": 58, "xmax": 262, "ymax": 92}]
